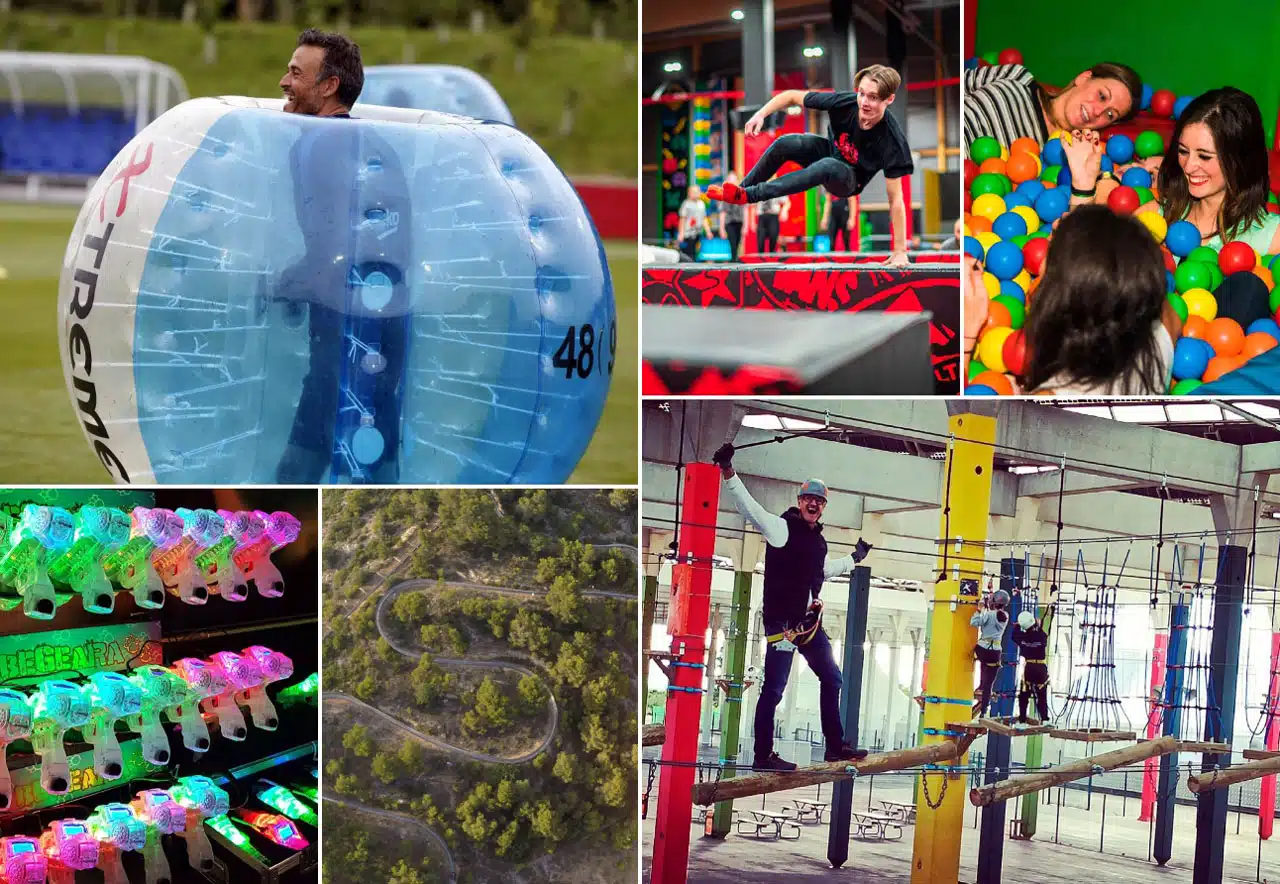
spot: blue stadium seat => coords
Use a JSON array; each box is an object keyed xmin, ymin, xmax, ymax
[{"xmin": 0, "ymin": 102, "xmax": 134, "ymax": 176}]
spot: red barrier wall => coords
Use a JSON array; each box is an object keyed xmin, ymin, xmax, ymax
[{"xmin": 572, "ymin": 177, "xmax": 637, "ymax": 240}]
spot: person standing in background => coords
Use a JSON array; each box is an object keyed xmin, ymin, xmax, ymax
[
  {"xmin": 820, "ymin": 190, "xmax": 854, "ymax": 251},
  {"xmin": 754, "ymin": 195, "xmax": 788, "ymax": 255},
  {"xmin": 719, "ymin": 171, "xmax": 745, "ymax": 260},
  {"xmin": 678, "ymin": 184, "xmax": 712, "ymax": 261}
]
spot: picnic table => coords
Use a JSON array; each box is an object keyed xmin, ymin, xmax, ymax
[
  {"xmin": 851, "ymin": 810, "xmax": 904, "ymax": 841},
  {"xmin": 786, "ymin": 799, "xmax": 829, "ymax": 823},
  {"xmin": 736, "ymin": 809, "xmax": 801, "ymax": 840},
  {"xmin": 879, "ymin": 800, "xmax": 917, "ymax": 823}
]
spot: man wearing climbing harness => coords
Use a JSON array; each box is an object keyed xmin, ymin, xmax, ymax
[
  {"xmin": 1013, "ymin": 595, "xmax": 1057, "ymax": 724},
  {"xmin": 971, "ymin": 588, "xmax": 1010, "ymax": 718},
  {"xmin": 705, "ymin": 64, "xmax": 915, "ymax": 267},
  {"xmin": 713, "ymin": 442, "xmax": 873, "ymax": 772}
]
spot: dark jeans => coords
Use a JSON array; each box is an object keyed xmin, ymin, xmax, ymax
[
  {"xmin": 725, "ymin": 221, "xmax": 743, "ymax": 261},
  {"xmin": 678, "ymin": 235, "xmax": 701, "ymax": 261},
  {"xmin": 1019, "ymin": 661, "xmax": 1050, "ymax": 721},
  {"xmin": 830, "ymin": 220, "xmax": 854, "ymax": 251},
  {"xmin": 756, "ymin": 215, "xmax": 780, "ymax": 254},
  {"xmin": 974, "ymin": 644, "xmax": 1001, "ymax": 716},
  {"xmin": 742, "ymin": 133, "xmax": 858, "ymax": 202},
  {"xmin": 754, "ymin": 626, "xmax": 844, "ymax": 761}
]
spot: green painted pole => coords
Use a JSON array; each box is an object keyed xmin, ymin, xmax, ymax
[{"xmin": 711, "ymin": 571, "xmax": 753, "ymax": 838}]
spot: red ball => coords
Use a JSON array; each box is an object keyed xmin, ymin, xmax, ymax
[
  {"xmin": 1161, "ymin": 247, "xmax": 1177, "ymax": 273},
  {"xmin": 1270, "ymin": 151, "xmax": 1280, "ymax": 197},
  {"xmin": 1022, "ymin": 238, "xmax": 1049, "ymax": 276},
  {"xmin": 964, "ymin": 159, "xmax": 979, "ymax": 190},
  {"xmin": 1002, "ymin": 330, "xmax": 1027, "ymax": 376},
  {"xmin": 998, "ymin": 48, "xmax": 1023, "ymax": 66},
  {"xmin": 1151, "ymin": 89, "xmax": 1176, "ymax": 117},
  {"xmin": 1219, "ymin": 240, "xmax": 1257, "ymax": 275},
  {"xmin": 964, "ymin": 191, "xmax": 973, "ymax": 213},
  {"xmin": 1107, "ymin": 185, "xmax": 1141, "ymax": 215}
]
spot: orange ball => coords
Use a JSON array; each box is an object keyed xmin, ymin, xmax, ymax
[
  {"xmin": 1205, "ymin": 317, "xmax": 1246, "ymax": 357},
  {"xmin": 1181, "ymin": 315, "xmax": 1208, "ymax": 340},
  {"xmin": 987, "ymin": 300, "xmax": 1013, "ymax": 328},
  {"xmin": 1203, "ymin": 354, "xmax": 1245, "ymax": 383},
  {"xmin": 979, "ymin": 157, "xmax": 1007, "ymax": 176},
  {"xmin": 1253, "ymin": 265, "xmax": 1275, "ymax": 290},
  {"xmin": 1010, "ymin": 137, "xmax": 1040, "ymax": 158},
  {"xmin": 966, "ymin": 214, "xmax": 993, "ymax": 234},
  {"xmin": 1005, "ymin": 152, "xmax": 1039, "ymax": 184},
  {"xmin": 1243, "ymin": 331, "xmax": 1278, "ymax": 360},
  {"xmin": 970, "ymin": 370, "xmax": 1014, "ymax": 395}
]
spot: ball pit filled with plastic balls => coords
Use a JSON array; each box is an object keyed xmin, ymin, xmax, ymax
[
  {"xmin": 965, "ymin": 130, "xmax": 1280, "ymax": 397},
  {"xmin": 58, "ymin": 97, "xmax": 614, "ymax": 484}
]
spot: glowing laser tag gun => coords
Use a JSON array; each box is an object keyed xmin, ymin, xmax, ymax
[
  {"xmin": 152, "ymin": 508, "xmax": 224, "ymax": 605},
  {"xmin": 278, "ymin": 671, "xmax": 319, "ymax": 708},
  {"xmin": 207, "ymin": 813, "xmax": 269, "ymax": 864},
  {"xmin": 194, "ymin": 509, "xmax": 252, "ymax": 602},
  {"xmin": 86, "ymin": 803, "xmax": 146, "ymax": 884},
  {"xmin": 203, "ymin": 651, "xmax": 262, "ymax": 740},
  {"xmin": 0, "ymin": 505, "xmax": 75, "ymax": 619},
  {"xmin": 46, "ymin": 506, "xmax": 132, "ymax": 614},
  {"xmin": 84, "ymin": 672, "xmax": 142, "ymax": 780},
  {"xmin": 0, "ymin": 689, "xmax": 33, "ymax": 811},
  {"xmin": 0, "ymin": 512, "xmax": 17, "ymax": 611},
  {"xmin": 126, "ymin": 665, "xmax": 192, "ymax": 762},
  {"xmin": 238, "ymin": 646, "xmax": 293, "ymax": 730},
  {"xmin": 235, "ymin": 809, "xmax": 309, "ymax": 850},
  {"xmin": 30, "ymin": 680, "xmax": 90, "ymax": 794},
  {"xmin": 0, "ymin": 836, "xmax": 45, "ymax": 884},
  {"xmin": 171, "ymin": 777, "xmax": 230, "ymax": 873},
  {"xmin": 171, "ymin": 659, "xmax": 226, "ymax": 751},
  {"xmin": 102, "ymin": 507, "xmax": 184, "ymax": 610},
  {"xmin": 254, "ymin": 779, "xmax": 317, "ymax": 825},
  {"xmin": 39, "ymin": 820, "xmax": 98, "ymax": 884},
  {"xmin": 131, "ymin": 789, "xmax": 186, "ymax": 884},
  {"xmin": 232, "ymin": 510, "xmax": 301, "ymax": 598}
]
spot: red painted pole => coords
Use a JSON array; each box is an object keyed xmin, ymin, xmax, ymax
[
  {"xmin": 1140, "ymin": 633, "xmax": 1168, "ymax": 822},
  {"xmin": 1259, "ymin": 632, "xmax": 1280, "ymax": 839},
  {"xmin": 964, "ymin": 0, "xmax": 978, "ymax": 59},
  {"xmin": 651, "ymin": 462, "xmax": 720, "ymax": 884}
]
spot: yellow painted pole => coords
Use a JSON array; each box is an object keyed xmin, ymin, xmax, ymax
[{"xmin": 911, "ymin": 412, "xmax": 996, "ymax": 884}]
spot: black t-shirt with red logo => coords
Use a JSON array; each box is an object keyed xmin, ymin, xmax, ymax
[{"xmin": 803, "ymin": 90, "xmax": 914, "ymax": 195}]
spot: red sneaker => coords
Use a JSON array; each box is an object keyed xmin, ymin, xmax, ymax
[{"xmin": 706, "ymin": 182, "xmax": 748, "ymax": 204}]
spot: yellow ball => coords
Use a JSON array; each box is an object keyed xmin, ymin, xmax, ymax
[
  {"xmin": 976, "ymin": 231, "xmax": 1001, "ymax": 255},
  {"xmin": 982, "ymin": 272, "xmax": 1001, "ymax": 298},
  {"xmin": 964, "ymin": 221, "xmax": 972, "ymax": 237},
  {"xmin": 1047, "ymin": 129, "xmax": 1067, "ymax": 143},
  {"xmin": 1182, "ymin": 288, "xmax": 1218, "ymax": 321},
  {"xmin": 972, "ymin": 193, "xmax": 1007, "ymax": 222},
  {"xmin": 1012, "ymin": 269, "xmax": 1032, "ymax": 292},
  {"xmin": 999, "ymin": 144, "xmax": 1010, "ymax": 161},
  {"xmin": 1011, "ymin": 205, "xmax": 1040, "ymax": 234},
  {"xmin": 977, "ymin": 327, "xmax": 1016, "ymax": 374},
  {"xmin": 1136, "ymin": 210, "xmax": 1168, "ymax": 243}
]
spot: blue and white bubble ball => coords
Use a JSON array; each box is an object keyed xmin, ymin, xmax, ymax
[{"xmin": 59, "ymin": 97, "xmax": 614, "ymax": 485}]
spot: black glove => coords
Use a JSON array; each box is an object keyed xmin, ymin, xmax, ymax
[
  {"xmin": 712, "ymin": 443, "xmax": 735, "ymax": 468},
  {"xmin": 853, "ymin": 537, "xmax": 872, "ymax": 562}
]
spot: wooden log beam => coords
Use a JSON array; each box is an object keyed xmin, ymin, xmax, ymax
[
  {"xmin": 970, "ymin": 736, "xmax": 1179, "ymax": 807},
  {"xmin": 1049, "ymin": 728, "xmax": 1138, "ymax": 743},
  {"xmin": 643, "ymin": 724, "xmax": 665, "ymax": 747},
  {"xmin": 1173, "ymin": 741, "xmax": 1231, "ymax": 755},
  {"xmin": 1243, "ymin": 749, "xmax": 1280, "ymax": 761},
  {"xmin": 690, "ymin": 740, "xmax": 961, "ymax": 806},
  {"xmin": 1188, "ymin": 755, "xmax": 1280, "ymax": 793},
  {"xmin": 976, "ymin": 717, "xmax": 1053, "ymax": 737}
]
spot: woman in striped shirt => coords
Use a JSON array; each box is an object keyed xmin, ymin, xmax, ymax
[{"xmin": 965, "ymin": 62, "xmax": 1143, "ymax": 149}]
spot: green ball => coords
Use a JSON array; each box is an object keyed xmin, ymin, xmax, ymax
[
  {"xmin": 1174, "ymin": 260, "xmax": 1213, "ymax": 293},
  {"xmin": 992, "ymin": 294, "xmax": 1026, "ymax": 329},
  {"xmin": 1269, "ymin": 286, "xmax": 1280, "ymax": 314},
  {"xmin": 1172, "ymin": 378, "xmax": 1204, "ymax": 395},
  {"xmin": 1041, "ymin": 164, "xmax": 1062, "ymax": 183},
  {"xmin": 1010, "ymin": 234, "xmax": 1031, "ymax": 249},
  {"xmin": 1135, "ymin": 130, "xmax": 1165, "ymax": 159},
  {"xmin": 1208, "ymin": 263, "xmax": 1224, "ymax": 292},
  {"xmin": 981, "ymin": 50, "xmax": 1000, "ymax": 65},
  {"xmin": 1188, "ymin": 246, "xmax": 1219, "ymax": 265},
  {"xmin": 971, "ymin": 172, "xmax": 1009, "ymax": 198},
  {"xmin": 968, "ymin": 358, "xmax": 989, "ymax": 381},
  {"xmin": 1167, "ymin": 292, "xmax": 1188, "ymax": 323},
  {"xmin": 970, "ymin": 136, "xmax": 1001, "ymax": 165},
  {"xmin": 1133, "ymin": 186, "xmax": 1154, "ymax": 205},
  {"xmin": 1029, "ymin": 228, "xmax": 1052, "ymax": 239}
]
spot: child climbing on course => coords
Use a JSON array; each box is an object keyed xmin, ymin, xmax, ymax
[
  {"xmin": 971, "ymin": 588, "xmax": 1010, "ymax": 717},
  {"xmin": 1012, "ymin": 598, "xmax": 1057, "ymax": 724}
]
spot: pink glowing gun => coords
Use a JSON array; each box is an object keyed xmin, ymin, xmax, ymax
[
  {"xmin": 203, "ymin": 651, "xmax": 263, "ymax": 741},
  {"xmin": 102, "ymin": 507, "xmax": 184, "ymax": 611},
  {"xmin": 152, "ymin": 508, "xmax": 225, "ymax": 605},
  {"xmin": 170, "ymin": 658, "xmax": 227, "ymax": 753},
  {"xmin": 39, "ymin": 820, "xmax": 98, "ymax": 884},
  {"xmin": 237, "ymin": 646, "xmax": 293, "ymax": 731},
  {"xmin": 231, "ymin": 511, "xmax": 301, "ymax": 598}
]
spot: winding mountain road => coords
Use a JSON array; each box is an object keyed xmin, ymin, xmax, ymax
[{"xmin": 323, "ymin": 795, "xmax": 458, "ymax": 884}]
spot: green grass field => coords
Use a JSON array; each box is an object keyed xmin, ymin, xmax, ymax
[{"xmin": 0, "ymin": 203, "xmax": 635, "ymax": 484}]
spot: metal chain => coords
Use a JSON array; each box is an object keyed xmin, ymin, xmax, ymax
[{"xmin": 921, "ymin": 770, "xmax": 948, "ymax": 810}]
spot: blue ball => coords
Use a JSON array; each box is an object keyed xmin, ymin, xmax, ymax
[
  {"xmin": 964, "ymin": 235, "xmax": 985, "ymax": 260},
  {"xmin": 1165, "ymin": 219, "xmax": 1201, "ymax": 258},
  {"xmin": 1003, "ymin": 192, "xmax": 1032, "ymax": 209},
  {"xmin": 358, "ymin": 65, "xmax": 516, "ymax": 125},
  {"xmin": 965, "ymin": 57, "xmax": 980, "ymax": 70},
  {"xmin": 1120, "ymin": 166, "xmax": 1152, "ymax": 188},
  {"xmin": 56, "ymin": 98, "xmax": 614, "ymax": 484},
  {"xmin": 1269, "ymin": 253, "xmax": 1280, "ymax": 275},
  {"xmin": 999, "ymin": 280, "xmax": 1026, "ymax": 303},
  {"xmin": 966, "ymin": 384, "xmax": 999, "ymax": 396},
  {"xmin": 1248, "ymin": 318, "xmax": 1280, "ymax": 339},
  {"xmin": 1166, "ymin": 269, "xmax": 1176, "ymax": 293},
  {"xmin": 1171, "ymin": 337, "xmax": 1214, "ymax": 381},
  {"xmin": 1056, "ymin": 166, "xmax": 1072, "ymax": 188},
  {"xmin": 1106, "ymin": 134, "xmax": 1135, "ymax": 165},
  {"xmin": 991, "ymin": 212, "xmax": 1029, "ymax": 240},
  {"xmin": 985, "ymin": 241, "xmax": 1025, "ymax": 280},
  {"xmin": 1042, "ymin": 138, "xmax": 1066, "ymax": 167},
  {"xmin": 1016, "ymin": 179, "xmax": 1046, "ymax": 202},
  {"xmin": 1173, "ymin": 95, "xmax": 1193, "ymax": 119},
  {"xmin": 1100, "ymin": 156, "xmax": 1114, "ymax": 173},
  {"xmin": 1141, "ymin": 83, "xmax": 1154, "ymax": 111},
  {"xmin": 1034, "ymin": 187, "xmax": 1070, "ymax": 224}
]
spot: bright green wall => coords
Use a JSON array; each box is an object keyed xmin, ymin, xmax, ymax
[{"xmin": 975, "ymin": 0, "xmax": 1280, "ymax": 143}]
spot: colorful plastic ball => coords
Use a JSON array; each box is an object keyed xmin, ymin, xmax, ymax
[
  {"xmin": 1141, "ymin": 84, "xmax": 1154, "ymax": 111},
  {"xmin": 965, "ymin": 57, "xmax": 980, "ymax": 71},
  {"xmin": 997, "ymin": 48, "xmax": 1023, "ymax": 66},
  {"xmin": 1243, "ymin": 331, "xmax": 1278, "ymax": 360},
  {"xmin": 966, "ymin": 384, "xmax": 999, "ymax": 396},
  {"xmin": 963, "ymin": 159, "xmax": 979, "ymax": 189},
  {"xmin": 970, "ymin": 136, "xmax": 1001, "ymax": 164},
  {"xmin": 1203, "ymin": 354, "xmax": 1244, "ymax": 383},
  {"xmin": 1121, "ymin": 167, "xmax": 1152, "ymax": 189},
  {"xmin": 982, "ymin": 272, "xmax": 1001, "ymax": 297},
  {"xmin": 1167, "ymin": 292, "xmax": 1188, "ymax": 323},
  {"xmin": 1205, "ymin": 317, "xmax": 1245, "ymax": 357},
  {"xmin": 1136, "ymin": 130, "xmax": 1165, "ymax": 158},
  {"xmin": 1171, "ymin": 378, "xmax": 1202, "ymax": 395},
  {"xmin": 979, "ymin": 157, "xmax": 1007, "ymax": 177},
  {"xmin": 1219, "ymin": 241, "xmax": 1257, "ymax": 274},
  {"xmin": 971, "ymin": 371, "xmax": 1014, "ymax": 395},
  {"xmin": 1136, "ymin": 211, "xmax": 1167, "ymax": 243},
  {"xmin": 1182, "ymin": 315, "xmax": 1208, "ymax": 339},
  {"xmin": 1002, "ymin": 329, "xmax": 1027, "ymax": 375},
  {"xmin": 1107, "ymin": 186, "xmax": 1141, "ymax": 215},
  {"xmin": 1166, "ymin": 269, "xmax": 1176, "ymax": 292},
  {"xmin": 1163, "ymin": 249, "xmax": 1177, "ymax": 273},
  {"xmin": 992, "ymin": 294, "xmax": 1025, "ymax": 329},
  {"xmin": 1010, "ymin": 234, "xmax": 1031, "ymax": 249},
  {"xmin": 1010, "ymin": 137, "xmax": 1040, "ymax": 158},
  {"xmin": 964, "ymin": 235, "xmax": 985, "ymax": 260},
  {"xmin": 1011, "ymin": 205, "xmax": 1040, "ymax": 234},
  {"xmin": 1208, "ymin": 263, "xmax": 1225, "ymax": 292},
  {"xmin": 999, "ymin": 279, "xmax": 1026, "ymax": 302},
  {"xmin": 1150, "ymin": 90, "xmax": 1176, "ymax": 118},
  {"xmin": 1165, "ymin": 220, "xmax": 1201, "ymax": 257},
  {"xmin": 1171, "ymin": 336, "xmax": 1214, "ymax": 380},
  {"xmin": 1034, "ymin": 188, "xmax": 1070, "ymax": 223},
  {"xmin": 1133, "ymin": 186, "xmax": 1155, "ymax": 206},
  {"xmin": 971, "ymin": 172, "xmax": 1008, "ymax": 198},
  {"xmin": 1006, "ymin": 152, "xmax": 1040, "ymax": 184},
  {"xmin": 1270, "ymin": 253, "xmax": 1280, "ymax": 275},
  {"xmin": 1011, "ymin": 269, "xmax": 1032, "ymax": 292},
  {"xmin": 1042, "ymin": 138, "xmax": 1066, "ymax": 167},
  {"xmin": 1040, "ymin": 164, "xmax": 1062, "ymax": 184},
  {"xmin": 985, "ymin": 241, "xmax": 1024, "ymax": 280},
  {"xmin": 1106, "ymin": 134, "xmax": 1135, "ymax": 164},
  {"xmin": 1016, "ymin": 179, "xmax": 1046, "ymax": 202},
  {"xmin": 967, "ymin": 214, "xmax": 993, "ymax": 235},
  {"xmin": 1182, "ymin": 287, "xmax": 1218, "ymax": 320},
  {"xmin": 1247, "ymin": 317, "xmax": 1280, "ymax": 339},
  {"xmin": 967, "ymin": 358, "xmax": 989, "ymax": 381},
  {"xmin": 975, "ymin": 231, "xmax": 1001, "ymax": 254},
  {"xmin": 980, "ymin": 51, "xmax": 1000, "ymax": 65},
  {"xmin": 1022, "ymin": 237, "xmax": 1050, "ymax": 276},
  {"xmin": 1003, "ymin": 191, "xmax": 1032, "ymax": 210},
  {"xmin": 1255, "ymin": 266, "xmax": 1276, "ymax": 290},
  {"xmin": 1175, "ymin": 263, "xmax": 1214, "ymax": 294},
  {"xmin": 1101, "ymin": 156, "xmax": 1114, "ymax": 174},
  {"xmin": 992, "ymin": 212, "xmax": 1028, "ymax": 240},
  {"xmin": 1056, "ymin": 166, "xmax": 1072, "ymax": 188},
  {"xmin": 1173, "ymin": 95, "xmax": 1194, "ymax": 118},
  {"xmin": 972, "ymin": 193, "xmax": 1008, "ymax": 221},
  {"xmin": 1188, "ymin": 246, "xmax": 1220, "ymax": 265},
  {"xmin": 988, "ymin": 299, "xmax": 1013, "ymax": 328},
  {"xmin": 978, "ymin": 327, "xmax": 1015, "ymax": 373}
]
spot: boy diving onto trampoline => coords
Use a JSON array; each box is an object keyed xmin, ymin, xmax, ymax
[{"xmin": 706, "ymin": 64, "xmax": 915, "ymax": 267}]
